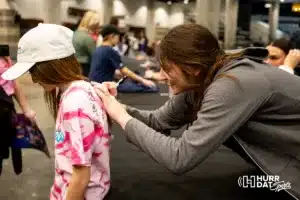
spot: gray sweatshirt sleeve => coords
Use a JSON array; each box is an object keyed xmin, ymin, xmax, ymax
[
  {"xmin": 126, "ymin": 92, "xmax": 195, "ymax": 131},
  {"xmin": 124, "ymin": 77, "xmax": 269, "ymax": 174}
]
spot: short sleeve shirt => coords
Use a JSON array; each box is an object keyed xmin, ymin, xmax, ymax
[
  {"xmin": 89, "ymin": 46, "xmax": 124, "ymax": 83},
  {"xmin": 50, "ymin": 80, "xmax": 111, "ymax": 200}
]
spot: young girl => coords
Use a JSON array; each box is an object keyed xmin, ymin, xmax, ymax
[
  {"xmin": 2, "ymin": 24, "xmax": 111, "ymax": 200},
  {"xmin": 0, "ymin": 45, "xmax": 35, "ymax": 121},
  {"xmin": 0, "ymin": 45, "xmax": 35, "ymax": 174}
]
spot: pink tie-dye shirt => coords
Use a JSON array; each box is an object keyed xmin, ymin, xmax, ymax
[
  {"xmin": 50, "ymin": 80, "xmax": 111, "ymax": 200},
  {"xmin": 0, "ymin": 57, "xmax": 15, "ymax": 96}
]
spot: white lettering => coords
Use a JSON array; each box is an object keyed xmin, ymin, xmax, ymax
[
  {"xmin": 257, "ymin": 176, "xmax": 263, "ymax": 182},
  {"xmin": 257, "ymin": 182, "xmax": 262, "ymax": 188},
  {"xmin": 268, "ymin": 176, "xmax": 274, "ymax": 182},
  {"xmin": 238, "ymin": 175, "xmax": 291, "ymax": 192},
  {"xmin": 262, "ymin": 182, "xmax": 269, "ymax": 188}
]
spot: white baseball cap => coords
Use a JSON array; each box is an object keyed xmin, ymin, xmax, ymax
[{"xmin": 1, "ymin": 23, "xmax": 75, "ymax": 80}]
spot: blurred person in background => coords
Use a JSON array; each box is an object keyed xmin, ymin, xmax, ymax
[
  {"xmin": 265, "ymin": 38, "xmax": 300, "ymax": 74},
  {"xmin": 0, "ymin": 44, "xmax": 36, "ymax": 173},
  {"xmin": 289, "ymin": 21, "xmax": 300, "ymax": 75},
  {"xmin": 89, "ymin": 24, "xmax": 156, "ymax": 88},
  {"xmin": 113, "ymin": 33, "xmax": 128, "ymax": 56},
  {"xmin": 97, "ymin": 16, "xmax": 120, "ymax": 47},
  {"xmin": 290, "ymin": 20, "xmax": 300, "ymax": 50},
  {"xmin": 138, "ymin": 30, "xmax": 148, "ymax": 53},
  {"xmin": 73, "ymin": 11, "xmax": 100, "ymax": 77}
]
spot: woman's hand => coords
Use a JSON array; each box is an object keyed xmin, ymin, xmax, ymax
[
  {"xmin": 92, "ymin": 81, "xmax": 118, "ymax": 97},
  {"xmin": 284, "ymin": 49, "xmax": 300, "ymax": 69},
  {"xmin": 93, "ymin": 82, "xmax": 132, "ymax": 129},
  {"xmin": 141, "ymin": 78, "xmax": 156, "ymax": 88}
]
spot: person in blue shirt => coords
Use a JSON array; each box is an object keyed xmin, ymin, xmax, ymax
[{"xmin": 89, "ymin": 25, "xmax": 155, "ymax": 88}]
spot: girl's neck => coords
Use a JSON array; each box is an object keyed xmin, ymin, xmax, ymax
[{"xmin": 58, "ymin": 81, "xmax": 73, "ymax": 93}]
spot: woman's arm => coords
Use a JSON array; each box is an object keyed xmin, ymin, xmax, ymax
[
  {"xmin": 125, "ymin": 91, "xmax": 195, "ymax": 131},
  {"xmin": 86, "ymin": 36, "xmax": 96, "ymax": 57},
  {"xmin": 122, "ymin": 77, "xmax": 269, "ymax": 174}
]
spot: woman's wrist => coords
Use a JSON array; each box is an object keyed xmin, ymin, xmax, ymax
[{"xmin": 116, "ymin": 112, "xmax": 133, "ymax": 130}]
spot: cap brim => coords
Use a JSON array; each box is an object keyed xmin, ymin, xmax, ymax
[{"xmin": 1, "ymin": 62, "xmax": 35, "ymax": 80}]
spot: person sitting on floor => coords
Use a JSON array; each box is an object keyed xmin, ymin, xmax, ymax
[{"xmin": 89, "ymin": 24, "xmax": 156, "ymax": 89}]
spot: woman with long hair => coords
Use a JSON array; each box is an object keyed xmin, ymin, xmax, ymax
[
  {"xmin": 94, "ymin": 24, "xmax": 300, "ymax": 199},
  {"xmin": 2, "ymin": 24, "xmax": 111, "ymax": 200},
  {"xmin": 73, "ymin": 11, "xmax": 101, "ymax": 76}
]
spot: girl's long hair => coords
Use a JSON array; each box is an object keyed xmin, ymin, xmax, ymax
[{"xmin": 29, "ymin": 55, "xmax": 87, "ymax": 118}]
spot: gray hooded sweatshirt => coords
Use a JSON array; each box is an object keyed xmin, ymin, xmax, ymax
[{"xmin": 124, "ymin": 48, "xmax": 300, "ymax": 199}]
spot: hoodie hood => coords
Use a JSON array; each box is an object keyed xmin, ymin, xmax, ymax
[{"xmin": 216, "ymin": 47, "xmax": 269, "ymax": 76}]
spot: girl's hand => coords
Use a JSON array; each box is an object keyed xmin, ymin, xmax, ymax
[{"xmin": 23, "ymin": 108, "xmax": 37, "ymax": 124}]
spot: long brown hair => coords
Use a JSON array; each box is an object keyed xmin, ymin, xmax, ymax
[
  {"xmin": 29, "ymin": 55, "xmax": 87, "ymax": 118},
  {"xmin": 158, "ymin": 24, "xmax": 244, "ymax": 112}
]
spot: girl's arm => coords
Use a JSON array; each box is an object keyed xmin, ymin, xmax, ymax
[
  {"xmin": 63, "ymin": 89, "xmax": 108, "ymax": 199},
  {"xmin": 14, "ymin": 80, "xmax": 36, "ymax": 122},
  {"xmin": 66, "ymin": 166, "xmax": 90, "ymax": 200}
]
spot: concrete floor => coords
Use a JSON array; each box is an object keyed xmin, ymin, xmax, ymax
[{"xmin": 0, "ymin": 73, "xmax": 293, "ymax": 200}]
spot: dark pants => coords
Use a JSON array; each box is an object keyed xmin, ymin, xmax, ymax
[
  {"xmin": 0, "ymin": 100, "xmax": 22, "ymax": 175},
  {"xmin": 117, "ymin": 73, "xmax": 159, "ymax": 93}
]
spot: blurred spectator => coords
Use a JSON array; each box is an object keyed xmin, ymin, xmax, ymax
[
  {"xmin": 89, "ymin": 24, "xmax": 156, "ymax": 88},
  {"xmin": 113, "ymin": 33, "xmax": 128, "ymax": 56},
  {"xmin": 73, "ymin": 11, "xmax": 100, "ymax": 76},
  {"xmin": 137, "ymin": 30, "xmax": 148, "ymax": 53},
  {"xmin": 290, "ymin": 20, "xmax": 300, "ymax": 49},
  {"xmin": 97, "ymin": 17, "xmax": 120, "ymax": 47},
  {"xmin": 265, "ymin": 38, "xmax": 292, "ymax": 67},
  {"xmin": 0, "ymin": 45, "xmax": 36, "ymax": 160},
  {"xmin": 265, "ymin": 38, "xmax": 300, "ymax": 74},
  {"xmin": 290, "ymin": 21, "xmax": 300, "ymax": 75},
  {"xmin": 110, "ymin": 16, "xmax": 120, "ymax": 27}
]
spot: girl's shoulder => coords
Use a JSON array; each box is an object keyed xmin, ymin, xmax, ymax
[
  {"xmin": 62, "ymin": 80, "xmax": 101, "ymax": 105},
  {"xmin": 60, "ymin": 80, "xmax": 106, "ymax": 124},
  {"xmin": 0, "ymin": 57, "xmax": 12, "ymax": 68}
]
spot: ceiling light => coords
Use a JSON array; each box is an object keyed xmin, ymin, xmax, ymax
[
  {"xmin": 280, "ymin": 0, "xmax": 284, "ymax": 2},
  {"xmin": 167, "ymin": 1, "xmax": 172, "ymax": 5},
  {"xmin": 265, "ymin": 3, "xmax": 271, "ymax": 8},
  {"xmin": 184, "ymin": 0, "xmax": 189, "ymax": 4}
]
